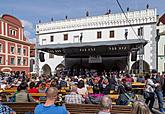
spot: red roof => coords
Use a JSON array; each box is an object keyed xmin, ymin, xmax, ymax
[{"xmin": 159, "ymin": 13, "xmax": 165, "ymax": 24}]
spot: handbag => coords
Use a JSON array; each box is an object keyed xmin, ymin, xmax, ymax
[{"xmin": 143, "ymin": 91, "xmax": 150, "ymax": 99}]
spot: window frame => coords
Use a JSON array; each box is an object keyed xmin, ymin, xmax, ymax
[
  {"xmin": 10, "ymin": 57, "xmax": 15, "ymax": 65},
  {"xmin": 64, "ymin": 34, "xmax": 68, "ymax": 41},
  {"xmin": 138, "ymin": 27, "xmax": 143, "ymax": 36},
  {"xmin": 49, "ymin": 53, "xmax": 54, "ymax": 58},
  {"xmin": 50, "ymin": 35, "xmax": 54, "ymax": 42},
  {"xmin": 18, "ymin": 48, "xmax": 21, "ymax": 55},
  {"xmin": 0, "ymin": 43, "xmax": 2, "ymax": 53},
  {"xmin": 23, "ymin": 58, "xmax": 26, "ymax": 65},
  {"xmin": 23, "ymin": 49, "xmax": 26, "ymax": 56},
  {"xmin": 109, "ymin": 30, "xmax": 115, "ymax": 38},
  {"xmin": 97, "ymin": 31, "xmax": 102, "ymax": 39},
  {"xmin": 17, "ymin": 58, "xmax": 21, "ymax": 65},
  {"xmin": 10, "ymin": 46, "xmax": 15, "ymax": 54},
  {"xmin": 0, "ymin": 56, "xmax": 2, "ymax": 64}
]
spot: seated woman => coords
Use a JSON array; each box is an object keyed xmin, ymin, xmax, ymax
[
  {"xmin": 28, "ymin": 82, "xmax": 39, "ymax": 101},
  {"xmin": 116, "ymin": 81, "xmax": 135, "ymax": 106},
  {"xmin": 38, "ymin": 82, "xmax": 47, "ymax": 101},
  {"xmin": 102, "ymin": 78, "xmax": 111, "ymax": 95},
  {"xmin": 14, "ymin": 82, "xmax": 35, "ymax": 102},
  {"xmin": 132, "ymin": 101, "xmax": 151, "ymax": 114},
  {"xmin": 77, "ymin": 80, "xmax": 88, "ymax": 97}
]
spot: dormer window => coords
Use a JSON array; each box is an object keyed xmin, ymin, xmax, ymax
[{"xmin": 9, "ymin": 27, "xmax": 17, "ymax": 36}]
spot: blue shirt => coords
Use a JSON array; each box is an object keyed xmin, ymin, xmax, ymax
[{"xmin": 34, "ymin": 104, "xmax": 68, "ymax": 114}]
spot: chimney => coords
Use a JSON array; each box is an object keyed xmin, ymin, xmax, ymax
[
  {"xmin": 146, "ymin": 4, "xmax": 149, "ymax": 9},
  {"xmin": 65, "ymin": 15, "xmax": 68, "ymax": 19},
  {"xmin": 127, "ymin": 7, "xmax": 129, "ymax": 12},
  {"xmin": 86, "ymin": 11, "xmax": 89, "ymax": 17}
]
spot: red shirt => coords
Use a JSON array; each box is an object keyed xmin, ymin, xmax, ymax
[{"xmin": 28, "ymin": 88, "xmax": 39, "ymax": 100}]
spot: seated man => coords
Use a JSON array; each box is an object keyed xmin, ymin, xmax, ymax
[
  {"xmin": 34, "ymin": 87, "xmax": 68, "ymax": 114},
  {"xmin": 98, "ymin": 95, "xmax": 112, "ymax": 114},
  {"xmin": 0, "ymin": 93, "xmax": 16, "ymax": 114},
  {"xmin": 65, "ymin": 86, "xmax": 85, "ymax": 104}
]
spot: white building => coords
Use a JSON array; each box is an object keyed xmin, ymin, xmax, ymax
[
  {"xmin": 158, "ymin": 13, "xmax": 165, "ymax": 73},
  {"xmin": 36, "ymin": 9, "xmax": 157, "ymax": 76}
]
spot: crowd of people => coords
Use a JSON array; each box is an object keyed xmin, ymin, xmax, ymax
[{"xmin": 0, "ymin": 69, "xmax": 165, "ymax": 114}]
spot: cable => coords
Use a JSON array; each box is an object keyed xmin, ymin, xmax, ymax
[{"xmin": 115, "ymin": 0, "xmax": 140, "ymax": 39}]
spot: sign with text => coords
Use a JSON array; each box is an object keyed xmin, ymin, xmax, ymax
[{"xmin": 89, "ymin": 55, "xmax": 102, "ymax": 63}]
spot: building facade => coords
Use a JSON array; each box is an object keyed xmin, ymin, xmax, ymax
[
  {"xmin": 30, "ymin": 44, "xmax": 36, "ymax": 74},
  {"xmin": 158, "ymin": 13, "xmax": 165, "ymax": 73},
  {"xmin": 36, "ymin": 9, "xmax": 157, "ymax": 75},
  {"xmin": 0, "ymin": 14, "xmax": 30, "ymax": 74}
]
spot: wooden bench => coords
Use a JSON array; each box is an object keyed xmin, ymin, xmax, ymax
[{"xmin": 3, "ymin": 103, "xmax": 132, "ymax": 114}]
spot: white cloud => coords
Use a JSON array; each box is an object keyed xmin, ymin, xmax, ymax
[
  {"xmin": 29, "ymin": 38, "xmax": 36, "ymax": 43},
  {"xmin": 21, "ymin": 20, "xmax": 34, "ymax": 30},
  {"xmin": 24, "ymin": 31, "xmax": 31, "ymax": 39}
]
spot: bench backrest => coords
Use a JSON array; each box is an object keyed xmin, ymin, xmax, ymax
[{"xmin": 3, "ymin": 103, "xmax": 132, "ymax": 114}]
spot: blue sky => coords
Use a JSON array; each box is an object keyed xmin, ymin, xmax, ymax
[{"xmin": 0, "ymin": 0, "xmax": 165, "ymax": 42}]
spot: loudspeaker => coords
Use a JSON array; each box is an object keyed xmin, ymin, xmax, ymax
[
  {"xmin": 39, "ymin": 52, "xmax": 45, "ymax": 62},
  {"xmin": 131, "ymin": 51, "xmax": 137, "ymax": 61}
]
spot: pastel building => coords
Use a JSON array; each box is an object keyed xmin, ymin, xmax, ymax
[{"xmin": 0, "ymin": 14, "xmax": 30, "ymax": 74}]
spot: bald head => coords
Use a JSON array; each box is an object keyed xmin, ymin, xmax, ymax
[
  {"xmin": 46, "ymin": 87, "xmax": 58, "ymax": 99},
  {"xmin": 100, "ymin": 95, "xmax": 112, "ymax": 110}
]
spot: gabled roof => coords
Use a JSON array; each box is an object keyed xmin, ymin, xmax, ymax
[{"xmin": 159, "ymin": 13, "xmax": 165, "ymax": 24}]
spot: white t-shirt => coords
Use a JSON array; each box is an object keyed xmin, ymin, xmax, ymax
[{"xmin": 77, "ymin": 87, "xmax": 88, "ymax": 96}]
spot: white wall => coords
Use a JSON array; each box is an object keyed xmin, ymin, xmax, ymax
[
  {"xmin": 158, "ymin": 24, "xmax": 165, "ymax": 73},
  {"xmin": 37, "ymin": 9, "xmax": 157, "ymax": 74}
]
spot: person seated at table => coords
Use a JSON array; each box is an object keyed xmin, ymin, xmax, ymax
[
  {"xmin": 98, "ymin": 95, "xmax": 112, "ymax": 114},
  {"xmin": 38, "ymin": 82, "xmax": 47, "ymax": 101},
  {"xmin": 102, "ymin": 78, "xmax": 111, "ymax": 95},
  {"xmin": 0, "ymin": 92, "xmax": 16, "ymax": 114},
  {"xmin": 116, "ymin": 82, "xmax": 135, "ymax": 106},
  {"xmin": 122, "ymin": 74, "xmax": 134, "ymax": 84},
  {"xmin": 14, "ymin": 82, "xmax": 35, "ymax": 102},
  {"xmin": 132, "ymin": 101, "xmax": 151, "ymax": 114},
  {"xmin": 77, "ymin": 80, "xmax": 88, "ymax": 97},
  {"xmin": 88, "ymin": 76, "xmax": 103, "ymax": 94},
  {"xmin": 34, "ymin": 87, "xmax": 69, "ymax": 114},
  {"xmin": 65, "ymin": 86, "xmax": 85, "ymax": 104},
  {"xmin": 137, "ymin": 75, "xmax": 145, "ymax": 83},
  {"xmin": 28, "ymin": 82, "xmax": 39, "ymax": 101}
]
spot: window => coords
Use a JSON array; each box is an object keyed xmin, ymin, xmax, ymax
[
  {"xmin": 50, "ymin": 36, "xmax": 54, "ymax": 42},
  {"xmin": 0, "ymin": 57, "xmax": 2, "ymax": 64},
  {"xmin": 164, "ymin": 45, "xmax": 165, "ymax": 56},
  {"xmin": 11, "ymin": 47, "xmax": 15, "ymax": 54},
  {"xmin": 23, "ymin": 49, "xmax": 26, "ymax": 56},
  {"xmin": 49, "ymin": 53, "xmax": 54, "ymax": 58},
  {"xmin": 9, "ymin": 29, "xmax": 16, "ymax": 36},
  {"xmin": 0, "ymin": 44, "xmax": 2, "ymax": 52},
  {"xmin": 11, "ymin": 58, "xmax": 15, "ymax": 65},
  {"xmin": 97, "ymin": 31, "xmax": 102, "ymax": 39},
  {"xmin": 23, "ymin": 58, "xmax": 26, "ymax": 65},
  {"xmin": 18, "ymin": 48, "xmax": 21, "ymax": 55},
  {"xmin": 17, "ymin": 58, "xmax": 21, "ymax": 65},
  {"xmin": 64, "ymin": 34, "xmax": 68, "ymax": 41},
  {"xmin": 9, "ymin": 29, "xmax": 12, "ymax": 35},
  {"xmin": 42, "ymin": 39, "xmax": 46, "ymax": 45},
  {"xmin": 125, "ymin": 29, "xmax": 128, "ymax": 40},
  {"xmin": 138, "ymin": 27, "xmax": 143, "ymax": 36},
  {"xmin": 109, "ymin": 31, "xmax": 115, "ymax": 38}
]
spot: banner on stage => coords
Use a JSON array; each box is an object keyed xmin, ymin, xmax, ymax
[{"xmin": 89, "ymin": 55, "xmax": 102, "ymax": 63}]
